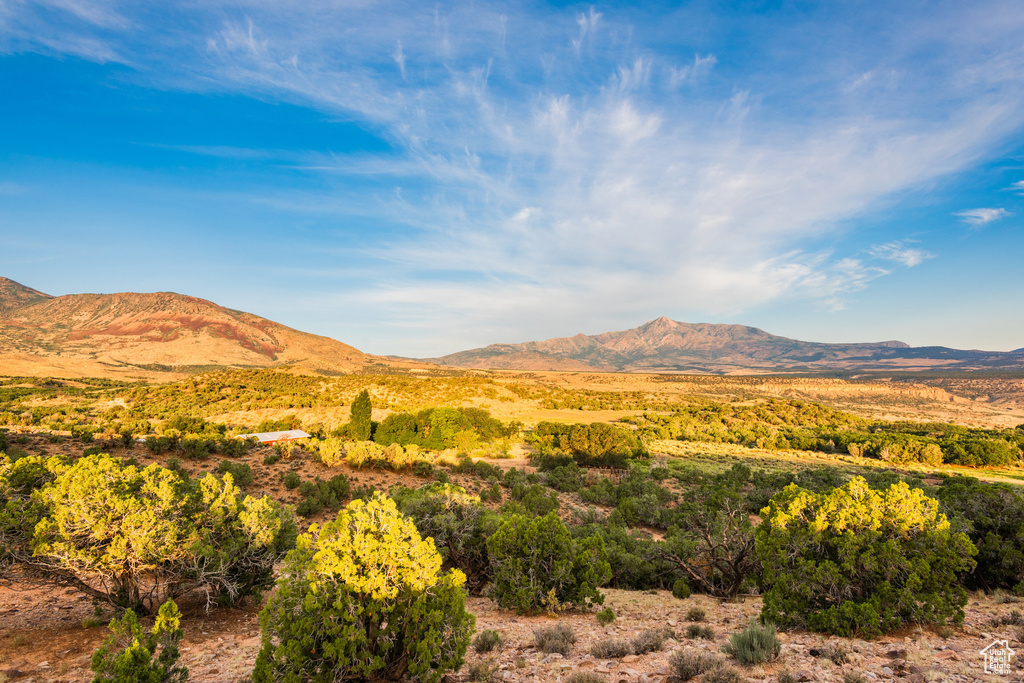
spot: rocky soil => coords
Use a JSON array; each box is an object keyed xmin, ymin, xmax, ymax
[{"xmin": 1, "ymin": 585, "xmax": 1022, "ymax": 682}]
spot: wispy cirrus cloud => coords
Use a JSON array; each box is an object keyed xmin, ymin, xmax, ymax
[
  {"xmin": 3, "ymin": 1, "xmax": 1024, "ymax": 352},
  {"xmin": 868, "ymin": 240, "xmax": 935, "ymax": 267},
  {"xmin": 956, "ymin": 207, "xmax": 1011, "ymax": 228},
  {"xmin": 668, "ymin": 54, "xmax": 717, "ymax": 89},
  {"xmin": 1011, "ymin": 180, "xmax": 1024, "ymax": 194}
]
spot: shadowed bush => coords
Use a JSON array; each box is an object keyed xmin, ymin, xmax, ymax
[
  {"xmin": 686, "ymin": 624, "xmax": 714, "ymax": 640},
  {"xmin": 672, "ymin": 578, "xmax": 691, "ymax": 599},
  {"xmin": 295, "ymin": 473, "xmax": 351, "ymax": 517},
  {"xmin": 685, "ymin": 607, "xmax": 706, "ymax": 622},
  {"xmin": 472, "ymin": 629, "xmax": 503, "ymax": 654},
  {"xmin": 90, "ymin": 600, "xmax": 188, "ymax": 683},
  {"xmin": 391, "ymin": 483, "xmax": 498, "ymax": 595},
  {"xmin": 487, "ymin": 511, "xmax": 610, "ymax": 614},
  {"xmin": 215, "ymin": 459, "xmax": 253, "ymax": 488}
]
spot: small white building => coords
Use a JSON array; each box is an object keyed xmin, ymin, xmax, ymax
[{"xmin": 236, "ymin": 429, "xmax": 311, "ymax": 446}]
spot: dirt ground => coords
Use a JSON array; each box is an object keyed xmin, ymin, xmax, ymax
[{"xmin": 2, "ymin": 583, "xmax": 1023, "ymax": 682}]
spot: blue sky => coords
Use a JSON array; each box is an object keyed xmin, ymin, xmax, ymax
[{"xmin": 1, "ymin": 1, "xmax": 1023, "ymax": 356}]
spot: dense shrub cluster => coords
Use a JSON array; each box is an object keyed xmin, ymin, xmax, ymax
[
  {"xmin": 295, "ymin": 473, "xmax": 352, "ymax": 517},
  {"xmin": 531, "ymin": 422, "xmax": 647, "ymax": 468},
  {"xmin": 936, "ymin": 476, "xmax": 1024, "ymax": 592},
  {"xmin": 215, "ymin": 459, "xmax": 254, "ymax": 488},
  {"xmin": 544, "ymin": 461, "xmax": 587, "ymax": 492},
  {"xmin": 311, "ymin": 409, "xmax": 516, "ymax": 471},
  {"xmin": 145, "ymin": 433, "xmax": 257, "ymax": 460},
  {"xmin": 345, "ymin": 440, "xmax": 428, "ymax": 470},
  {"xmin": 570, "ymin": 520, "xmax": 680, "ymax": 590},
  {"xmin": 634, "ymin": 401, "xmax": 1023, "ymax": 468},
  {"xmin": 450, "ymin": 456, "xmax": 506, "ymax": 480},
  {"xmin": 657, "ymin": 467, "xmax": 759, "ymax": 599},
  {"xmin": 0, "ymin": 452, "xmax": 296, "ymax": 612},
  {"xmin": 487, "ymin": 511, "xmax": 611, "ymax": 614},
  {"xmin": 504, "ymin": 482, "xmax": 560, "ymax": 517},
  {"xmin": 757, "ymin": 477, "xmax": 976, "ymax": 637},
  {"xmin": 253, "ymin": 494, "xmax": 474, "ymax": 683},
  {"xmin": 391, "ymin": 483, "xmax": 498, "ymax": 594},
  {"xmin": 584, "ymin": 469, "xmax": 675, "ymax": 528},
  {"xmin": 374, "ymin": 407, "xmax": 520, "ymax": 450},
  {"xmin": 634, "ymin": 399, "xmax": 859, "ymax": 447}
]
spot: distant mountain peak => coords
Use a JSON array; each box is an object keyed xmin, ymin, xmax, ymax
[
  {"xmin": 638, "ymin": 316, "xmax": 682, "ymax": 333},
  {"xmin": 430, "ymin": 318, "xmax": 1020, "ymax": 374}
]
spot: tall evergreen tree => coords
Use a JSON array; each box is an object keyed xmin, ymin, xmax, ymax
[{"xmin": 350, "ymin": 389, "xmax": 373, "ymax": 441}]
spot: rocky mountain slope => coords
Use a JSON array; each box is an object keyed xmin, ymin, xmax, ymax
[
  {"xmin": 432, "ymin": 316, "xmax": 1024, "ymax": 374},
  {"xmin": 0, "ymin": 277, "xmax": 372, "ymax": 378}
]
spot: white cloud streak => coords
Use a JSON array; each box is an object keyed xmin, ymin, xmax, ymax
[
  {"xmin": 868, "ymin": 240, "xmax": 935, "ymax": 267},
  {"xmin": 956, "ymin": 207, "xmax": 1011, "ymax": 228},
  {"xmin": 3, "ymin": 1, "xmax": 1024, "ymax": 353}
]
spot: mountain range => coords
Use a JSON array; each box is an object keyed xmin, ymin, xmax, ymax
[
  {"xmin": 1, "ymin": 276, "xmax": 1021, "ymax": 378},
  {"xmin": 429, "ymin": 316, "xmax": 1024, "ymax": 374},
  {"xmin": 0, "ymin": 277, "xmax": 375, "ymax": 379}
]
